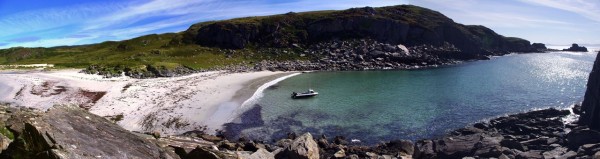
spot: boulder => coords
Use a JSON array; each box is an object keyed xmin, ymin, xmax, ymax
[
  {"xmin": 433, "ymin": 133, "xmax": 503, "ymax": 158},
  {"xmin": 516, "ymin": 150, "xmax": 543, "ymax": 159},
  {"xmin": 566, "ymin": 129, "xmax": 600, "ymax": 149},
  {"xmin": 0, "ymin": 105, "xmax": 177, "ymax": 159},
  {"xmin": 541, "ymin": 147, "xmax": 567, "ymax": 159},
  {"xmin": 413, "ymin": 139, "xmax": 436, "ymax": 159},
  {"xmin": 382, "ymin": 140, "xmax": 414, "ymax": 157},
  {"xmin": 237, "ymin": 148, "xmax": 274, "ymax": 159},
  {"xmin": 555, "ymin": 151, "xmax": 577, "ymax": 159},
  {"xmin": 500, "ymin": 139, "xmax": 526, "ymax": 151},
  {"xmin": 397, "ymin": 44, "xmax": 410, "ymax": 55},
  {"xmin": 577, "ymin": 143, "xmax": 600, "ymax": 156},
  {"xmin": 275, "ymin": 133, "xmax": 319, "ymax": 159},
  {"xmin": 334, "ymin": 149, "xmax": 346, "ymax": 158}
]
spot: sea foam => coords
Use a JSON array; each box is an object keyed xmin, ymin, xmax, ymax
[{"xmin": 241, "ymin": 72, "xmax": 302, "ymax": 108}]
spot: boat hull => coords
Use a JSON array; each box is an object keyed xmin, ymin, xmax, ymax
[{"xmin": 291, "ymin": 94, "xmax": 318, "ymax": 99}]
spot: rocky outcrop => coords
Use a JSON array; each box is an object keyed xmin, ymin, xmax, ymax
[
  {"xmin": 183, "ymin": 5, "xmax": 543, "ymax": 57},
  {"xmin": 275, "ymin": 133, "xmax": 319, "ymax": 159},
  {"xmin": 411, "ymin": 108, "xmax": 572, "ymax": 159},
  {"xmin": 82, "ymin": 64, "xmax": 197, "ymax": 78},
  {"xmin": 0, "ymin": 105, "xmax": 178, "ymax": 159},
  {"xmin": 531, "ymin": 43, "xmax": 547, "ymax": 52},
  {"xmin": 251, "ymin": 39, "xmax": 466, "ymax": 71},
  {"xmin": 580, "ymin": 51, "xmax": 600, "ymax": 130},
  {"xmin": 563, "ymin": 44, "xmax": 588, "ymax": 52}
]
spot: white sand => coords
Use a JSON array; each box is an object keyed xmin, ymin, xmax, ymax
[{"xmin": 0, "ymin": 69, "xmax": 294, "ymax": 134}]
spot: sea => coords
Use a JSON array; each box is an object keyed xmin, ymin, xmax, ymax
[{"xmin": 226, "ymin": 49, "xmax": 598, "ymax": 145}]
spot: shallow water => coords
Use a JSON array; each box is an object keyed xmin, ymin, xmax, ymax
[{"xmin": 228, "ymin": 51, "xmax": 597, "ymax": 144}]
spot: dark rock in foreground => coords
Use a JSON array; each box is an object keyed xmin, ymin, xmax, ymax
[
  {"xmin": 580, "ymin": 51, "xmax": 600, "ymax": 130},
  {"xmin": 563, "ymin": 43, "xmax": 588, "ymax": 52},
  {"xmin": 1, "ymin": 103, "xmax": 600, "ymax": 158},
  {"xmin": 0, "ymin": 105, "xmax": 178, "ymax": 159}
]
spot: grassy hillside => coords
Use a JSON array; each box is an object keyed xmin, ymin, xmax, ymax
[
  {"xmin": 0, "ymin": 33, "xmax": 251, "ymax": 70},
  {"xmin": 0, "ymin": 5, "xmax": 537, "ymax": 76},
  {"xmin": 0, "ymin": 8, "xmax": 354, "ymax": 70}
]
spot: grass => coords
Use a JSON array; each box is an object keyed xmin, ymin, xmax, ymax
[
  {"xmin": 0, "ymin": 34, "xmax": 256, "ymax": 72},
  {"xmin": 0, "ymin": 126, "xmax": 14, "ymax": 140},
  {"xmin": 0, "ymin": 5, "xmax": 436, "ymax": 72},
  {"xmin": 0, "ymin": 4, "xmax": 523, "ymax": 73}
]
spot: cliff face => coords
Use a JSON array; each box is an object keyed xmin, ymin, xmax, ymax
[
  {"xmin": 580, "ymin": 52, "xmax": 600, "ymax": 130},
  {"xmin": 182, "ymin": 5, "xmax": 540, "ymax": 56}
]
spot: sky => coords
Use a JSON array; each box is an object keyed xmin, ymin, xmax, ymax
[{"xmin": 0, "ymin": 0, "xmax": 599, "ymax": 49}]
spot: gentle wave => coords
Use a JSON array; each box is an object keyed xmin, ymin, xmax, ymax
[
  {"xmin": 240, "ymin": 72, "xmax": 302, "ymax": 108},
  {"xmin": 471, "ymin": 103, "xmax": 578, "ymax": 126}
]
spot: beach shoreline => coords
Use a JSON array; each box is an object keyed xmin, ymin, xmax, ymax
[
  {"xmin": 201, "ymin": 72, "xmax": 300, "ymax": 132},
  {"xmin": 0, "ymin": 69, "xmax": 297, "ymax": 135}
]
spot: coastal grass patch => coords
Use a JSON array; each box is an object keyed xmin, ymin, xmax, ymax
[{"xmin": 0, "ymin": 126, "xmax": 14, "ymax": 140}]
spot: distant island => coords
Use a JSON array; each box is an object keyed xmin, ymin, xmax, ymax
[
  {"xmin": 563, "ymin": 43, "xmax": 588, "ymax": 52},
  {"xmin": 1, "ymin": 5, "xmax": 548, "ymax": 78}
]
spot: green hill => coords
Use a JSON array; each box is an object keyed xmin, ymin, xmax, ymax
[{"xmin": 0, "ymin": 5, "xmax": 543, "ymax": 77}]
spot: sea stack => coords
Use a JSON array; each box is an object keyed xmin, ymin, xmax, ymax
[
  {"xmin": 563, "ymin": 43, "xmax": 588, "ymax": 52},
  {"xmin": 580, "ymin": 51, "xmax": 600, "ymax": 130}
]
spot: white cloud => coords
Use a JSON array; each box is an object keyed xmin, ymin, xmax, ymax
[
  {"xmin": 83, "ymin": 0, "xmax": 217, "ymax": 30},
  {"xmin": 519, "ymin": 0, "xmax": 600, "ymax": 22},
  {"xmin": 1, "ymin": 36, "xmax": 96, "ymax": 48},
  {"xmin": 1, "ymin": 0, "xmax": 405, "ymax": 48},
  {"xmin": 412, "ymin": 0, "xmax": 572, "ymax": 28},
  {"xmin": 0, "ymin": 2, "xmax": 126, "ymax": 37},
  {"xmin": 89, "ymin": 0, "xmax": 404, "ymax": 42}
]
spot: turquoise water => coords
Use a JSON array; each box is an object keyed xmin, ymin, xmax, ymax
[{"xmin": 226, "ymin": 51, "xmax": 597, "ymax": 144}]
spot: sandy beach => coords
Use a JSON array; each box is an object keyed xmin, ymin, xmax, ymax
[{"xmin": 0, "ymin": 69, "xmax": 297, "ymax": 135}]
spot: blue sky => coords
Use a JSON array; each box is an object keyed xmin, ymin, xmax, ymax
[{"xmin": 0, "ymin": 0, "xmax": 599, "ymax": 49}]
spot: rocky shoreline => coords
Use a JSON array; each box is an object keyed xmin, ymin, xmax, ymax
[
  {"xmin": 83, "ymin": 38, "xmax": 551, "ymax": 78},
  {"xmin": 214, "ymin": 105, "xmax": 600, "ymax": 159},
  {"xmin": 1, "ymin": 103, "xmax": 598, "ymax": 159}
]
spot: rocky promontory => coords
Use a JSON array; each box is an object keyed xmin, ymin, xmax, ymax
[{"xmin": 180, "ymin": 5, "xmax": 544, "ymax": 56}]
